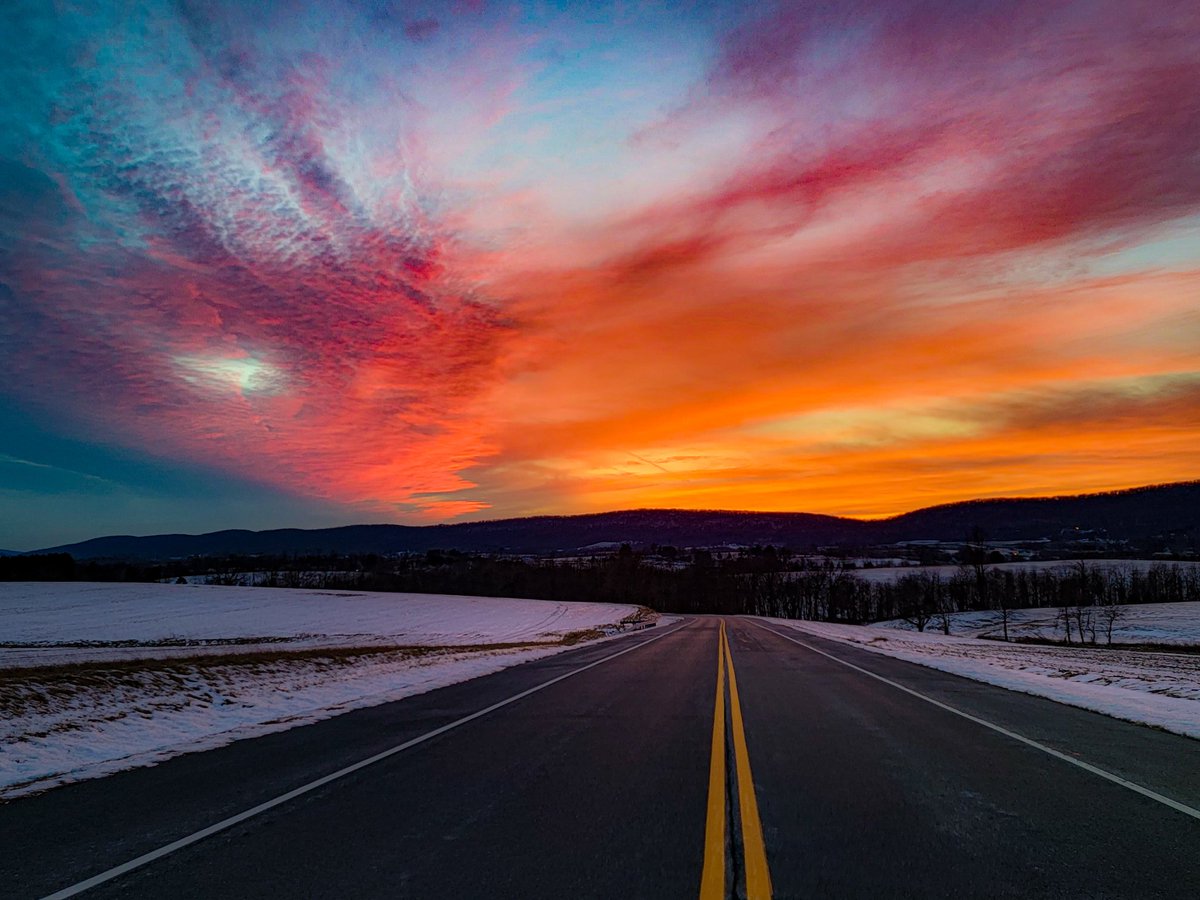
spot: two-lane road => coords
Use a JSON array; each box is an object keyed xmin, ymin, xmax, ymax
[{"xmin": 4, "ymin": 618, "xmax": 1199, "ymax": 898}]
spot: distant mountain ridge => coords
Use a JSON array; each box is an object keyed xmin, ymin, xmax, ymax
[{"xmin": 26, "ymin": 481, "xmax": 1200, "ymax": 560}]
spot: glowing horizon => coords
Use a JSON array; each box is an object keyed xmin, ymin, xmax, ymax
[{"xmin": 1, "ymin": 1, "xmax": 1198, "ymax": 547}]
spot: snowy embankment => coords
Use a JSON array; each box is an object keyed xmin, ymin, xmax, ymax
[
  {"xmin": 771, "ymin": 612, "xmax": 1200, "ymax": 740},
  {"xmin": 0, "ymin": 583, "xmax": 648, "ymax": 798}
]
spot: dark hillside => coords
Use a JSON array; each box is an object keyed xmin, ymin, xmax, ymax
[
  {"xmin": 877, "ymin": 481, "xmax": 1200, "ymax": 541},
  {"xmin": 27, "ymin": 481, "xmax": 1199, "ymax": 560}
]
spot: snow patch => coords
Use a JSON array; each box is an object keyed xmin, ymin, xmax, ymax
[
  {"xmin": 768, "ymin": 616, "xmax": 1200, "ymax": 740},
  {"xmin": 0, "ymin": 583, "xmax": 645, "ymax": 798},
  {"xmin": 877, "ymin": 601, "xmax": 1200, "ymax": 647}
]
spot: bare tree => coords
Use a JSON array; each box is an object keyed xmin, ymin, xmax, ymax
[
  {"xmin": 1073, "ymin": 602, "xmax": 1096, "ymax": 645},
  {"xmin": 930, "ymin": 574, "xmax": 954, "ymax": 635},
  {"xmin": 1098, "ymin": 599, "xmax": 1127, "ymax": 646},
  {"xmin": 965, "ymin": 528, "xmax": 1010, "ymax": 640},
  {"xmin": 1070, "ymin": 561, "xmax": 1096, "ymax": 645},
  {"xmin": 901, "ymin": 604, "xmax": 934, "ymax": 632},
  {"xmin": 896, "ymin": 572, "xmax": 938, "ymax": 632},
  {"xmin": 996, "ymin": 600, "xmax": 1013, "ymax": 643},
  {"xmin": 962, "ymin": 527, "xmax": 991, "ymax": 609},
  {"xmin": 1057, "ymin": 602, "xmax": 1074, "ymax": 644}
]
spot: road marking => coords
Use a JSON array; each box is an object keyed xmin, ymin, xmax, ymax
[
  {"xmin": 40, "ymin": 622, "xmax": 691, "ymax": 900},
  {"xmin": 723, "ymin": 623, "xmax": 773, "ymax": 900},
  {"xmin": 699, "ymin": 621, "xmax": 727, "ymax": 900},
  {"xmin": 749, "ymin": 619, "xmax": 1200, "ymax": 824}
]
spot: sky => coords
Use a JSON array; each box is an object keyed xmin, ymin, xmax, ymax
[{"xmin": 1, "ymin": 0, "xmax": 1198, "ymax": 549}]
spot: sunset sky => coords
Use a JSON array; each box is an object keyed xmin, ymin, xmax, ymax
[{"xmin": 1, "ymin": 0, "xmax": 1198, "ymax": 548}]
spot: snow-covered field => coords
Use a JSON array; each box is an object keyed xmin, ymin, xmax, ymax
[
  {"xmin": 1, "ymin": 581, "xmax": 633, "ymax": 651},
  {"xmin": 0, "ymin": 583, "xmax": 646, "ymax": 798},
  {"xmin": 878, "ymin": 601, "xmax": 1200, "ymax": 646},
  {"xmin": 772, "ymin": 614, "xmax": 1200, "ymax": 740}
]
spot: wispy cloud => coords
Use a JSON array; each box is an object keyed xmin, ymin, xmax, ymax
[{"xmin": 0, "ymin": 455, "xmax": 117, "ymax": 487}]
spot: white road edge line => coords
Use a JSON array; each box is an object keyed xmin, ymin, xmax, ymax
[
  {"xmin": 748, "ymin": 619, "xmax": 1200, "ymax": 824},
  {"xmin": 41, "ymin": 621, "xmax": 691, "ymax": 900}
]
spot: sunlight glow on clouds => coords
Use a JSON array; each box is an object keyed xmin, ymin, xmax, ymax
[
  {"xmin": 175, "ymin": 355, "xmax": 287, "ymax": 396},
  {"xmin": 1, "ymin": 0, "xmax": 1198, "ymax": 538}
]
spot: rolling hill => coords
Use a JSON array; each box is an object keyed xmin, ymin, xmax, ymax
[{"xmin": 26, "ymin": 481, "xmax": 1200, "ymax": 560}]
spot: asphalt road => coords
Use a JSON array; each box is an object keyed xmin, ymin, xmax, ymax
[{"xmin": 4, "ymin": 617, "xmax": 1200, "ymax": 899}]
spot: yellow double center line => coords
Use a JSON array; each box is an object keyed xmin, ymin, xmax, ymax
[{"xmin": 700, "ymin": 620, "xmax": 772, "ymax": 899}]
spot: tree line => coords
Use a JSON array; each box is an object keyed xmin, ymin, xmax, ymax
[
  {"xmin": 3, "ymin": 549, "xmax": 1198, "ymax": 640},
  {"xmin": 742, "ymin": 559, "xmax": 1200, "ymax": 644}
]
